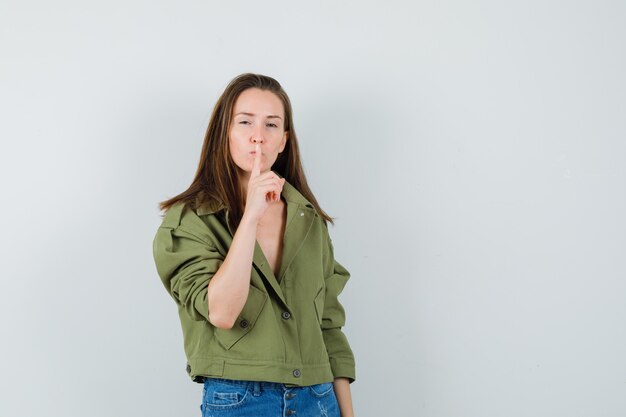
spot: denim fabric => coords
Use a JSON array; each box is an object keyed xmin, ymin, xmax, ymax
[{"xmin": 200, "ymin": 377, "xmax": 340, "ymax": 417}]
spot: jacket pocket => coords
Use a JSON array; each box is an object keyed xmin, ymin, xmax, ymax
[
  {"xmin": 214, "ymin": 285, "xmax": 268, "ymax": 350},
  {"xmin": 313, "ymin": 286, "xmax": 325, "ymax": 326}
]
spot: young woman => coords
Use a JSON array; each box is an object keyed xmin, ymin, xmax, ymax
[{"xmin": 152, "ymin": 73, "xmax": 356, "ymax": 416}]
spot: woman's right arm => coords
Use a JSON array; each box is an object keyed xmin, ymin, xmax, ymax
[
  {"xmin": 206, "ymin": 143, "xmax": 285, "ymax": 329},
  {"xmin": 206, "ymin": 212, "xmax": 258, "ymax": 329}
]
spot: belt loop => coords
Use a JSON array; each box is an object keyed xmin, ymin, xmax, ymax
[{"xmin": 253, "ymin": 381, "xmax": 261, "ymax": 397}]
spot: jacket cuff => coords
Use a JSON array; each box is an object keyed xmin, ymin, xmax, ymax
[
  {"xmin": 329, "ymin": 356, "xmax": 356, "ymax": 383},
  {"xmin": 323, "ymin": 328, "xmax": 356, "ymax": 383}
]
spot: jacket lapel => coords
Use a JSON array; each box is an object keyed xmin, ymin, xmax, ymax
[
  {"xmin": 252, "ymin": 240, "xmax": 288, "ymax": 305},
  {"xmin": 277, "ymin": 201, "xmax": 315, "ymax": 282},
  {"xmin": 251, "ymin": 189, "xmax": 316, "ymax": 306}
]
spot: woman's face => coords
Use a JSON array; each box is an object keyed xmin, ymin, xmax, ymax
[{"xmin": 229, "ymin": 88, "xmax": 288, "ymax": 181}]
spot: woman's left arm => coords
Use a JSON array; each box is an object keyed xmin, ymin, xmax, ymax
[{"xmin": 333, "ymin": 377, "xmax": 354, "ymax": 417}]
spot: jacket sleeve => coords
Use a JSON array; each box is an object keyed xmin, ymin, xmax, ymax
[
  {"xmin": 321, "ymin": 225, "xmax": 356, "ymax": 383},
  {"xmin": 153, "ymin": 220, "xmax": 224, "ymax": 322}
]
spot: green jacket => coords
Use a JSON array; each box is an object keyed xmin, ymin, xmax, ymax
[{"xmin": 152, "ymin": 178, "xmax": 355, "ymax": 386}]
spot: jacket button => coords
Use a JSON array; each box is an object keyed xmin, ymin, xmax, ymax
[
  {"xmin": 239, "ymin": 319, "xmax": 249, "ymax": 328},
  {"xmin": 281, "ymin": 311, "xmax": 291, "ymax": 320},
  {"xmin": 186, "ymin": 363, "xmax": 191, "ymax": 373},
  {"xmin": 292, "ymin": 369, "xmax": 301, "ymax": 377}
]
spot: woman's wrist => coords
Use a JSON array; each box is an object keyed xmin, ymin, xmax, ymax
[{"xmin": 241, "ymin": 213, "xmax": 260, "ymax": 227}]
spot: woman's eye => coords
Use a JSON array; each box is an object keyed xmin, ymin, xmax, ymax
[
  {"xmin": 267, "ymin": 123, "xmax": 278, "ymax": 128},
  {"xmin": 239, "ymin": 121, "xmax": 250, "ymax": 125}
]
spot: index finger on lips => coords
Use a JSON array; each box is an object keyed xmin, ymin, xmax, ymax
[{"xmin": 251, "ymin": 143, "xmax": 261, "ymax": 179}]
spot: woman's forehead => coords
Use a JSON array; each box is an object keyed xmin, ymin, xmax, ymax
[{"xmin": 233, "ymin": 88, "xmax": 284, "ymax": 118}]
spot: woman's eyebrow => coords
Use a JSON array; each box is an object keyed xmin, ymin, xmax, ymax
[{"xmin": 235, "ymin": 112, "xmax": 282, "ymax": 120}]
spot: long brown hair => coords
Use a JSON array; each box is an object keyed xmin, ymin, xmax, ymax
[{"xmin": 157, "ymin": 72, "xmax": 335, "ymax": 229}]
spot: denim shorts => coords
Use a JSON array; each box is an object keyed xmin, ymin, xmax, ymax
[{"xmin": 200, "ymin": 377, "xmax": 340, "ymax": 417}]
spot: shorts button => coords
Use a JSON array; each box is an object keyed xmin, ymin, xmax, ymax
[
  {"xmin": 239, "ymin": 319, "xmax": 249, "ymax": 328},
  {"xmin": 282, "ymin": 311, "xmax": 291, "ymax": 320},
  {"xmin": 292, "ymin": 369, "xmax": 301, "ymax": 377}
]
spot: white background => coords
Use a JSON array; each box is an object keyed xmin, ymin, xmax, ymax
[{"xmin": 1, "ymin": 1, "xmax": 625, "ymax": 416}]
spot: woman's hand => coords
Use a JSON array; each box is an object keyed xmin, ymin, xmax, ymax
[{"xmin": 243, "ymin": 143, "xmax": 285, "ymax": 223}]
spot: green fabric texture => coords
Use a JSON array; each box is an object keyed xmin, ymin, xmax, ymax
[{"xmin": 152, "ymin": 177, "xmax": 355, "ymax": 386}]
